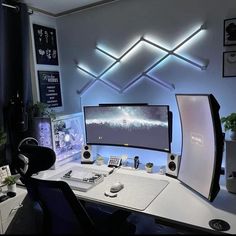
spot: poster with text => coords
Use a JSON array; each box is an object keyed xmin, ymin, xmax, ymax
[
  {"xmin": 38, "ymin": 71, "xmax": 62, "ymax": 107},
  {"xmin": 33, "ymin": 24, "xmax": 59, "ymax": 65}
]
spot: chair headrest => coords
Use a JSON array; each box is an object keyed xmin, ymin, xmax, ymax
[{"xmin": 17, "ymin": 144, "xmax": 56, "ymax": 177}]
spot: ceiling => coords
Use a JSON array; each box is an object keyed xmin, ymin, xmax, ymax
[{"xmin": 20, "ymin": 0, "xmax": 117, "ymax": 16}]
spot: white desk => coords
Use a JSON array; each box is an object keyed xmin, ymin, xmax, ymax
[
  {"xmin": 0, "ymin": 187, "xmax": 27, "ymax": 233},
  {"xmin": 36, "ymin": 162, "xmax": 236, "ymax": 234}
]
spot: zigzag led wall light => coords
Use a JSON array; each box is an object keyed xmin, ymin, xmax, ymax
[{"xmin": 77, "ymin": 24, "xmax": 207, "ymax": 95}]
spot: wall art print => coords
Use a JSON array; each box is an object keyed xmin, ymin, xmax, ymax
[
  {"xmin": 224, "ymin": 18, "xmax": 236, "ymax": 46},
  {"xmin": 38, "ymin": 71, "xmax": 62, "ymax": 107},
  {"xmin": 33, "ymin": 24, "xmax": 59, "ymax": 65},
  {"xmin": 223, "ymin": 51, "xmax": 236, "ymax": 77}
]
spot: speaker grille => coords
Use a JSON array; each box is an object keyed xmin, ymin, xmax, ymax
[
  {"xmin": 168, "ymin": 161, "xmax": 176, "ymax": 171},
  {"xmin": 83, "ymin": 151, "xmax": 91, "ymax": 159}
]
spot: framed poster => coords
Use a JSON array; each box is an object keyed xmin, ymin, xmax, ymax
[
  {"xmin": 38, "ymin": 71, "xmax": 62, "ymax": 107},
  {"xmin": 224, "ymin": 18, "xmax": 236, "ymax": 46},
  {"xmin": 223, "ymin": 51, "xmax": 236, "ymax": 77},
  {"xmin": 33, "ymin": 24, "xmax": 59, "ymax": 65}
]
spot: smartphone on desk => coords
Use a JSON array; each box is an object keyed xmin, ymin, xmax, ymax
[{"xmin": 108, "ymin": 156, "xmax": 122, "ymax": 168}]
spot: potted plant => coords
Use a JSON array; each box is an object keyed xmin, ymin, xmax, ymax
[
  {"xmin": 3, "ymin": 175, "xmax": 18, "ymax": 193},
  {"xmin": 96, "ymin": 155, "xmax": 104, "ymax": 166},
  {"xmin": 145, "ymin": 162, "xmax": 154, "ymax": 173},
  {"xmin": 29, "ymin": 102, "xmax": 56, "ymax": 119},
  {"xmin": 221, "ymin": 113, "xmax": 236, "ymax": 140},
  {"xmin": 28, "ymin": 102, "xmax": 56, "ymax": 134}
]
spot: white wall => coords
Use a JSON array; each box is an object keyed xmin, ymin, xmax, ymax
[{"xmin": 33, "ymin": 0, "xmax": 236, "ymax": 166}]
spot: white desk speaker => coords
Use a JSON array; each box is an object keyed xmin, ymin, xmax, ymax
[
  {"xmin": 81, "ymin": 145, "xmax": 94, "ymax": 164},
  {"xmin": 166, "ymin": 153, "xmax": 180, "ymax": 178}
]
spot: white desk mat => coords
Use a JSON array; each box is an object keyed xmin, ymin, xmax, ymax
[
  {"xmin": 49, "ymin": 168, "xmax": 169, "ymax": 211},
  {"xmin": 82, "ymin": 172, "xmax": 169, "ymax": 211}
]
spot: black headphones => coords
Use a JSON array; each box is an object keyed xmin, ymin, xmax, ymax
[
  {"xmin": 17, "ymin": 137, "xmax": 39, "ymax": 175},
  {"xmin": 17, "ymin": 137, "xmax": 56, "ymax": 177}
]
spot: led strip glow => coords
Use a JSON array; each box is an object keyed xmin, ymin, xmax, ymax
[{"xmin": 77, "ymin": 24, "xmax": 207, "ymax": 95}]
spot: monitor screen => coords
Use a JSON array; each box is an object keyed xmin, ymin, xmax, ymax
[
  {"xmin": 176, "ymin": 94, "xmax": 224, "ymax": 202},
  {"xmin": 83, "ymin": 104, "xmax": 171, "ymax": 152}
]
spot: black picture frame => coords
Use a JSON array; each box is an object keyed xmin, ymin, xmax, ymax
[
  {"xmin": 38, "ymin": 71, "xmax": 62, "ymax": 107},
  {"xmin": 223, "ymin": 51, "xmax": 236, "ymax": 77},
  {"xmin": 33, "ymin": 24, "xmax": 59, "ymax": 65},
  {"xmin": 224, "ymin": 18, "xmax": 236, "ymax": 46}
]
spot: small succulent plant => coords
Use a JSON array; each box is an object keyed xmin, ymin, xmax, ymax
[{"xmin": 145, "ymin": 162, "xmax": 154, "ymax": 168}]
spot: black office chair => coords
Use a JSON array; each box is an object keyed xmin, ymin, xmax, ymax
[
  {"xmin": 23, "ymin": 177, "xmax": 96, "ymax": 234},
  {"xmin": 16, "ymin": 140, "xmax": 135, "ymax": 234}
]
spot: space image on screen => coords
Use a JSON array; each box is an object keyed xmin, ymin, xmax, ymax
[{"xmin": 83, "ymin": 104, "xmax": 171, "ymax": 152}]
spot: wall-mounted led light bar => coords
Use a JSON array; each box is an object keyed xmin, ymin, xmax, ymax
[{"xmin": 77, "ymin": 24, "xmax": 207, "ymax": 95}]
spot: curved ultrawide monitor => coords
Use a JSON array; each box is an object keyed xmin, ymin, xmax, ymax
[
  {"xmin": 83, "ymin": 104, "xmax": 171, "ymax": 152},
  {"xmin": 176, "ymin": 94, "xmax": 224, "ymax": 202}
]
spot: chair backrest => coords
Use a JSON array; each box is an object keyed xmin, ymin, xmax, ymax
[
  {"xmin": 16, "ymin": 142, "xmax": 56, "ymax": 177},
  {"xmin": 16, "ymin": 142, "xmax": 95, "ymax": 234},
  {"xmin": 24, "ymin": 177, "xmax": 95, "ymax": 234}
]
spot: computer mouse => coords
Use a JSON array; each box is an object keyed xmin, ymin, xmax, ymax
[
  {"xmin": 110, "ymin": 182, "xmax": 124, "ymax": 193},
  {"xmin": 104, "ymin": 191, "xmax": 117, "ymax": 198}
]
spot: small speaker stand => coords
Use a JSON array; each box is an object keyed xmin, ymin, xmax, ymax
[
  {"xmin": 81, "ymin": 160, "xmax": 95, "ymax": 164},
  {"xmin": 165, "ymin": 173, "xmax": 178, "ymax": 179}
]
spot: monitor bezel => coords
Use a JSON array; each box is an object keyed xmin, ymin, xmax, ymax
[{"xmin": 83, "ymin": 104, "xmax": 172, "ymax": 153}]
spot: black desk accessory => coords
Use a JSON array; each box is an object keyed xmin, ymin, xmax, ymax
[
  {"xmin": 81, "ymin": 160, "xmax": 95, "ymax": 164},
  {"xmin": 134, "ymin": 156, "xmax": 140, "ymax": 169},
  {"xmin": 0, "ymin": 194, "xmax": 9, "ymax": 202},
  {"xmin": 7, "ymin": 191, "xmax": 16, "ymax": 198},
  {"xmin": 209, "ymin": 219, "xmax": 230, "ymax": 231}
]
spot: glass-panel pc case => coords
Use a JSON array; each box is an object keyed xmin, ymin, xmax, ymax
[{"xmin": 32, "ymin": 113, "xmax": 84, "ymax": 169}]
